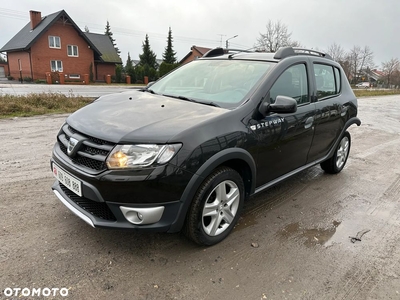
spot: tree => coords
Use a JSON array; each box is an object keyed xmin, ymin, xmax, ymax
[
  {"xmin": 104, "ymin": 20, "xmax": 120, "ymax": 54},
  {"xmin": 115, "ymin": 64, "xmax": 123, "ymax": 83},
  {"xmin": 359, "ymin": 46, "xmax": 374, "ymax": 74},
  {"xmin": 382, "ymin": 58, "xmax": 400, "ymax": 87},
  {"xmin": 255, "ymin": 20, "xmax": 300, "ymax": 52},
  {"xmin": 326, "ymin": 43, "xmax": 346, "ymax": 62},
  {"xmin": 348, "ymin": 45, "xmax": 374, "ymax": 83},
  {"xmin": 139, "ymin": 34, "xmax": 157, "ymax": 69},
  {"xmin": 162, "ymin": 27, "xmax": 177, "ymax": 64},
  {"xmin": 0, "ymin": 54, "xmax": 6, "ymax": 63},
  {"xmin": 326, "ymin": 43, "xmax": 353, "ymax": 81},
  {"xmin": 159, "ymin": 61, "xmax": 179, "ymax": 77},
  {"xmin": 125, "ymin": 52, "xmax": 136, "ymax": 83}
]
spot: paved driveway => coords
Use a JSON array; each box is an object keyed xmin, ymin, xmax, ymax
[{"xmin": 1, "ymin": 95, "xmax": 400, "ymax": 299}]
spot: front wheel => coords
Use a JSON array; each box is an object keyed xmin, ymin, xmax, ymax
[
  {"xmin": 184, "ymin": 167, "xmax": 244, "ymax": 246},
  {"xmin": 320, "ymin": 131, "xmax": 351, "ymax": 174}
]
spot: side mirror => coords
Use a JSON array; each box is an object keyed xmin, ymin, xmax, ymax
[
  {"xmin": 146, "ymin": 81, "xmax": 155, "ymax": 88},
  {"xmin": 257, "ymin": 95, "xmax": 297, "ymax": 118},
  {"xmin": 269, "ymin": 95, "xmax": 297, "ymax": 113}
]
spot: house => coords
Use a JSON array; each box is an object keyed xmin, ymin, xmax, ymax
[
  {"xmin": 179, "ymin": 46, "xmax": 212, "ymax": 65},
  {"xmin": 0, "ymin": 10, "xmax": 121, "ymax": 82},
  {"xmin": 364, "ymin": 69, "xmax": 385, "ymax": 82}
]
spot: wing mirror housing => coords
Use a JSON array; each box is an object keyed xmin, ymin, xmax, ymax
[
  {"xmin": 146, "ymin": 81, "xmax": 155, "ymax": 89},
  {"xmin": 259, "ymin": 95, "xmax": 297, "ymax": 116}
]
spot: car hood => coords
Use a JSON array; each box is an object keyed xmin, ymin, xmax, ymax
[{"xmin": 67, "ymin": 91, "xmax": 229, "ymax": 144}]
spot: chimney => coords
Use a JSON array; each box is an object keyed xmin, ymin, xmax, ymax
[{"xmin": 29, "ymin": 10, "xmax": 41, "ymax": 30}]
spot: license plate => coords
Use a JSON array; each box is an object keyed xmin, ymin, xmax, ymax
[{"xmin": 53, "ymin": 163, "xmax": 82, "ymax": 197}]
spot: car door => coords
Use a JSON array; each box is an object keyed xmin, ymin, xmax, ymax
[
  {"xmin": 307, "ymin": 62, "xmax": 345, "ymax": 162},
  {"xmin": 251, "ymin": 63, "xmax": 316, "ymax": 187}
]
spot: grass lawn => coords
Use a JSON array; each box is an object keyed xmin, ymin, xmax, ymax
[{"xmin": 0, "ymin": 93, "xmax": 94, "ymax": 119}]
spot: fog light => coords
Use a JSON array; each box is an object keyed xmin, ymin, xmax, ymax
[{"xmin": 120, "ymin": 206, "xmax": 165, "ymax": 225}]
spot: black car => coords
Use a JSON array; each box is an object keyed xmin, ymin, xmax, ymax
[{"xmin": 51, "ymin": 47, "xmax": 360, "ymax": 245}]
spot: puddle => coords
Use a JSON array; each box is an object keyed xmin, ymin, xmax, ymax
[{"xmin": 278, "ymin": 221, "xmax": 341, "ymax": 247}]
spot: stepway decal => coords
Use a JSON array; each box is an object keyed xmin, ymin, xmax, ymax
[{"xmin": 250, "ymin": 117, "xmax": 285, "ymax": 131}]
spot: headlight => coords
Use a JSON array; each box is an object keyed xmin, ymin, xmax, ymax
[{"xmin": 106, "ymin": 144, "xmax": 182, "ymax": 169}]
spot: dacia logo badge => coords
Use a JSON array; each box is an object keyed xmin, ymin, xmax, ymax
[{"xmin": 67, "ymin": 137, "xmax": 79, "ymax": 157}]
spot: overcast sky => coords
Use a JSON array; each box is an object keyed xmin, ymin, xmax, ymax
[{"xmin": 0, "ymin": 0, "xmax": 399, "ymax": 68}]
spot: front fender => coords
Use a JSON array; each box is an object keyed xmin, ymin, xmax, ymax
[{"xmin": 168, "ymin": 148, "xmax": 256, "ymax": 232}]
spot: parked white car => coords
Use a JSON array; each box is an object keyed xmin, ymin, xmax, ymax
[{"xmin": 356, "ymin": 82, "xmax": 370, "ymax": 88}]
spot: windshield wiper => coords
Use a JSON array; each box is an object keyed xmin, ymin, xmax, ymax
[
  {"xmin": 163, "ymin": 94, "xmax": 221, "ymax": 108},
  {"xmin": 163, "ymin": 94, "xmax": 197, "ymax": 103},
  {"xmin": 199, "ymin": 101, "xmax": 221, "ymax": 107},
  {"xmin": 140, "ymin": 88, "xmax": 157, "ymax": 94}
]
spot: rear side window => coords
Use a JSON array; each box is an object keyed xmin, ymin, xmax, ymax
[{"xmin": 314, "ymin": 64, "xmax": 341, "ymax": 100}]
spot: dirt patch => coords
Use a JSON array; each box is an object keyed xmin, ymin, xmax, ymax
[{"xmin": 1, "ymin": 95, "xmax": 400, "ymax": 299}]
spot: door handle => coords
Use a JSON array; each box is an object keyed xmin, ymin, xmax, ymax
[{"xmin": 304, "ymin": 117, "xmax": 314, "ymax": 129}]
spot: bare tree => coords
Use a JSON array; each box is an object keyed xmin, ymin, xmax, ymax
[
  {"xmin": 359, "ymin": 45, "xmax": 374, "ymax": 73},
  {"xmin": 347, "ymin": 45, "xmax": 374, "ymax": 83},
  {"xmin": 325, "ymin": 43, "xmax": 353, "ymax": 81},
  {"xmin": 340, "ymin": 56, "xmax": 353, "ymax": 82},
  {"xmin": 255, "ymin": 20, "xmax": 300, "ymax": 52},
  {"xmin": 382, "ymin": 58, "xmax": 400, "ymax": 87},
  {"xmin": 348, "ymin": 45, "xmax": 362, "ymax": 83},
  {"xmin": 326, "ymin": 43, "xmax": 346, "ymax": 62}
]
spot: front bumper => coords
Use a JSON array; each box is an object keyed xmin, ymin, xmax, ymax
[
  {"xmin": 52, "ymin": 180, "xmax": 183, "ymax": 232},
  {"xmin": 50, "ymin": 140, "xmax": 194, "ymax": 232}
]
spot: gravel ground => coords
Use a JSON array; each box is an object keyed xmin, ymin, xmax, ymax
[{"xmin": 1, "ymin": 95, "xmax": 400, "ymax": 300}]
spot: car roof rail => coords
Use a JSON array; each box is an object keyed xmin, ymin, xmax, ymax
[
  {"xmin": 274, "ymin": 47, "xmax": 333, "ymax": 60},
  {"xmin": 203, "ymin": 48, "xmax": 226, "ymax": 57},
  {"xmin": 203, "ymin": 47, "xmax": 254, "ymax": 58}
]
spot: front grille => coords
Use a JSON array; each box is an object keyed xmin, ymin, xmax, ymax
[
  {"xmin": 57, "ymin": 124, "xmax": 114, "ymax": 172},
  {"xmin": 60, "ymin": 184, "xmax": 117, "ymax": 221},
  {"xmin": 72, "ymin": 156, "xmax": 105, "ymax": 170}
]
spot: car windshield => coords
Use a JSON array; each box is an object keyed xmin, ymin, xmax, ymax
[{"xmin": 149, "ymin": 59, "xmax": 274, "ymax": 109}]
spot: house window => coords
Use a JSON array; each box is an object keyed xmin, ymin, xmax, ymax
[
  {"xmin": 49, "ymin": 36, "xmax": 61, "ymax": 48},
  {"xmin": 69, "ymin": 74, "xmax": 80, "ymax": 79},
  {"xmin": 67, "ymin": 45, "xmax": 79, "ymax": 57},
  {"xmin": 50, "ymin": 60, "xmax": 63, "ymax": 72}
]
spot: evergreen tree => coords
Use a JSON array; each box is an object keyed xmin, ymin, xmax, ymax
[
  {"xmin": 125, "ymin": 52, "xmax": 136, "ymax": 83},
  {"xmin": 104, "ymin": 20, "xmax": 121, "ymax": 54},
  {"xmin": 139, "ymin": 34, "xmax": 157, "ymax": 69},
  {"xmin": 162, "ymin": 27, "xmax": 177, "ymax": 64}
]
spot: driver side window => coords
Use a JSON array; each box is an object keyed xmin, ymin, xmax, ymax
[{"xmin": 270, "ymin": 64, "xmax": 309, "ymax": 105}]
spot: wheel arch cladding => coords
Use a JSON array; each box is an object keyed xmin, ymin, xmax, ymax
[{"xmin": 167, "ymin": 148, "xmax": 256, "ymax": 233}]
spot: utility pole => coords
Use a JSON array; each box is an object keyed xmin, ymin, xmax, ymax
[
  {"xmin": 217, "ymin": 34, "xmax": 226, "ymax": 48},
  {"xmin": 225, "ymin": 35, "xmax": 238, "ymax": 49}
]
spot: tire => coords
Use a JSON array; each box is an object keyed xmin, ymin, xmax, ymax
[
  {"xmin": 320, "ymin": 131, "xmax": 351, "ymax": 174},
  {"xmin": 184, "ymin": 167, "xmax": 245, "ymax": 246}
]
